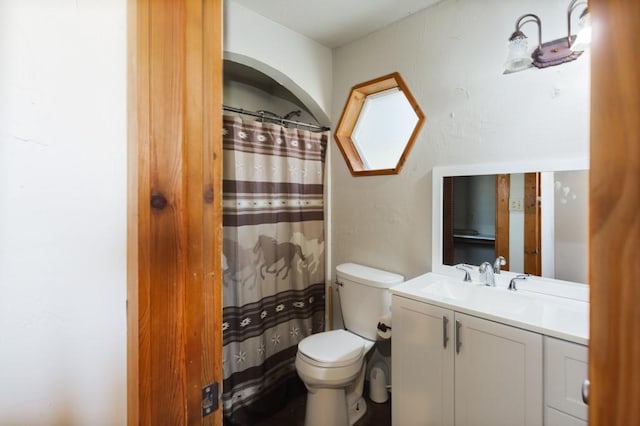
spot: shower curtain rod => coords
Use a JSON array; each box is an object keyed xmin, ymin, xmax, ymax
[{"xmin": 223, "ymin": 105, "xmax": 330, "ymax": 132}]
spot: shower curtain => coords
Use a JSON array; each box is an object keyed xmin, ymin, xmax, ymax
[{"xmin": 221, "ymin": 115, "xmax": 328, "ymax": 424}]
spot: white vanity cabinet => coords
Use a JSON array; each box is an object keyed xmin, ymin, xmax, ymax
[
  {"xmin": 392, "ymin": 295, "xmax": 454, "ymax": 426},
  {"xmin": 544, "ymin": 337, "xmax": 589, "ymax": 425},
  {"xmin": 455, "ymin": 311, "xmax": 543, "ymax": 426},
  {"xmin": 392, "ymin": 295, "xmax": 543, "ymax": 426}
]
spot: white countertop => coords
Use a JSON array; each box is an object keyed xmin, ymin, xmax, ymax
[{"xmin": 391, "ymin": 272, "xmax": 589, "ymax": 346}]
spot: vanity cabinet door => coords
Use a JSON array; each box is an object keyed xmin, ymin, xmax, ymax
[
  {"xmin": 544, "ymin": 336, "xmax": 588, "ymax": 424},
  {"xmin": 454, "ymin": 312, "xmax": 543, "ymax": 426},
  {"xmin": 392, "ymin": 296, "xmax": 454, "ymax": 426}
]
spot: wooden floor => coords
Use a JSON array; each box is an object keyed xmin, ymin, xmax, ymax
[{"xmin": 253, "ymin": 383, "xmax": 392, "ymax": 426}]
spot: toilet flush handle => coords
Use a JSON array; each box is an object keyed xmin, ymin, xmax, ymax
[{"xmin": 335, "ymin": 280, "xmax": 343, "ymax": 288}]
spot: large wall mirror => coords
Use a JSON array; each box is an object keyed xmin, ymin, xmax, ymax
[
  {"xmin": 432, "ymin": 159, "xmax": 589, "ymax": 285},
  {"xmin": 334, "ymin": 72, "xmax": 425, "ymax": 176}
]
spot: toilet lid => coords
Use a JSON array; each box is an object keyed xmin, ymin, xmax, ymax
[{"xmin": 298, "ymin": 329, "xmax": 365, "ymax": 367}]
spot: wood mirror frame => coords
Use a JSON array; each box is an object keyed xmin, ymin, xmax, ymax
[{"xmin": 334, "ymin": 72, "xmax": 425, "ymax": 176}]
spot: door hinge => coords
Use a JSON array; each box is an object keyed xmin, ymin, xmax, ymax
[{"xmin": 202, "ymin": 382, "xmax": 220, "ymax": 417}]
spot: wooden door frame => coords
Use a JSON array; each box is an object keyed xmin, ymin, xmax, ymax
[
  {"xmin": 127, "ymin": 0, "xmax": 222, "ymax": 424},
  {"xmin": 589, "ymin": 0, "xmax": 640, "ymax": 424},
  {"xmin": 494, "ymin": 174, "xmax": 510, "ymax": 270},
  {"xmin": 442, "ymin": 177, "xmax": 454, "ymax": 265},
  {"xmin": 523, "ymin": 172, "xmax": 541, "ymax": 276}
]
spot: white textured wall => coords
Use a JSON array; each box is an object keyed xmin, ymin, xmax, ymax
[
  {"xmin": 554, "ymin": 170, "xmax": 588, "ymax": 283},
  {"xmin": 331, "ymin": 0, "xmax": 590, "ymax": 281},
  {"xmin": 224, "ymin": 0, "xmax": 333, "ymax": 125},
  {"xmin": 0, "ymin": 1, "xmax": 127, "ymax": 424}
]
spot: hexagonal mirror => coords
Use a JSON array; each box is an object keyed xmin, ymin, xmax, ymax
[{"xmin": 334, "ymin": 72, "xmax": 425, "ymax": 176}]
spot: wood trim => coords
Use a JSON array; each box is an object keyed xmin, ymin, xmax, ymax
[
  {"xmin": 589, "ymin": 0, "xmax": 640, "ymax": 424},
  {"xmin": 353, "ymin": 74, "xmax": 399, "ymax": 95},
  {"xmin": 494, "ymin": 174, "xmax": 510, "ymax": 270},
  {"xmin": 128, "ymin": 0, "xmax": 222, "ymax": 424},
  {"xmin": 202, "ymin": 0, "xmax": 223, "ymax": 424},
  {"xmin": 333, "ymin": 89, "xmax": 366, "ymax": 173},
  {"xmin": 442, "ymin": 177, "xmax": 454, "ymax": 265},
  {"xmin": 523, "ymin": 173, "xmax": 541, "ymax": 276},
  {"xmin": 333, "ymin": 72, "xmax": 425, "ymax": 176},
  {"xmin": 394, "ymin": 74, "xmax": 426, "ymax": 174},
  {"xmin": 127, "ymin": 0, "xmax": 150, "ymax": 422}
]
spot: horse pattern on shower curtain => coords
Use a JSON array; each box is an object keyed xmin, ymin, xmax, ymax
[{"xmin": 221, "ymin": 115, "xmax": 327, "ymax": 422}]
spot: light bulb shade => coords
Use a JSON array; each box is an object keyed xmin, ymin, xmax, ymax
[
  {"xmin": 504, "ymin": 36, "xmax": 533, "ymax": 73},
  {"xmin": 571, "ymin": 12, "xmax": 591, "ymax": 52}
]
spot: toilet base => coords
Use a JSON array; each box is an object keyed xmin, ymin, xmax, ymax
[
  {"xmin": 303, "ymin": 388, "xmax": 368, "ymax": 426},
  {"xmin": 304, "ymin": 387, "xmax": 348, "ymax": 426},
  {"xmin": 348, "ymin": 395, "xmax": 367, "ymax": 425}
]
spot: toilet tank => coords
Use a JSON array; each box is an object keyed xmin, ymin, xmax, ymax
[{"xmin": 336, "ymin": 263, "xmax": 404, "ymax": 341}]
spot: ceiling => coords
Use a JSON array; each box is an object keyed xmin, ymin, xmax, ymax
[{"xmin": 232, "ymin": 0, "xmax": 443, "ymax": 48}]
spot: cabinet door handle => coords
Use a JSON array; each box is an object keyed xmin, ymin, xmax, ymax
[
  {"xmin": 443, "ymin": 316, "xmax": 449, "ymax": 348},
  {"xmin": 455, "ymin": 320, "xmax": 462, "ymax": 354},
  {"xmin": 582, "ymin": 379, "xmax": 590, "ymax": 405}
]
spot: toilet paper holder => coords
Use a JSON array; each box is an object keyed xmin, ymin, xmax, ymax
[{"xmin": 377, "ymin": 322, "xmax": 391, "ymax": 332}]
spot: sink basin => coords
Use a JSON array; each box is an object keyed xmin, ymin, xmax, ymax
[
  {"xmin": 473, "ymin": 286, "xmax": 543, "ymax": 317},
  {"xmin": 419, "ymin": 279, "xmax": 542, "ymax": 318},
  {"xmin": 418, "ymin": 279, "xmax": 478, "ymax": 301}
]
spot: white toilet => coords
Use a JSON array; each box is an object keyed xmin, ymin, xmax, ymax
[{"xmin": 295, "ymin": 262, "xmax": 403, "ymax": 426}]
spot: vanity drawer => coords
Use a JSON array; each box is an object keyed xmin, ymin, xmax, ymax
[{"xmin": 544, "ymin": 336, "xmax": 588, "ymax": 422}]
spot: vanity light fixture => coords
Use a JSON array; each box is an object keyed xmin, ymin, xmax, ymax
[
  {"xmin": 504, "ymin": 0, "xmax": 591, "ymax": 74},
  {"xmin": 570, "ymin": 8, "xmax": 592, "ymax": 52}
]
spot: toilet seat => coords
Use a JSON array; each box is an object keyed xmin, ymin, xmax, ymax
[{"xmin": 298, "ymin": 329, "xmax": 366, "ymax": 368}]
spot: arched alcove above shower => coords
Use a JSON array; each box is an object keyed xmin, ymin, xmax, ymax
[
  {"xmin": 223, "ymin": 54, "xmax": 331, "ymax": 130},
  {"xmin": 223, "ymin": 0, "xmax": 332, "ymax": 124}
]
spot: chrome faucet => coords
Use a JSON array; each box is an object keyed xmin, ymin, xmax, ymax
[
  {"xmin": 479, "ymin": 262, "xmax": 495, "ymax": 286},
  {"xmin": 455, "ymin": 264, "xmax": 472, "ymax": 282},
  {"xmin": 508, "ymin": 274, "xmax": 529, "ymax": 291},
  {"xmin": 493, "ymin": 256, "xmax": 506, "ymax": 274}
]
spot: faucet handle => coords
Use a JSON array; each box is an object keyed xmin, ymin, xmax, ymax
[
  {"xmin": 508, "ymin": 274, "xmax": 529, "ymax": 291},
  {"xmin": 455, "ymin": 264, "xmax": 472, "ymax": 282},
  {"xmin": 493, "ymin": 256, "xmax": 506, "ymax": 274}
]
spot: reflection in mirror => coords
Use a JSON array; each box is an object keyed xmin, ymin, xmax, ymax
[
  {"xmin": 442, "ymin": 170, "xmax": 588, "ymax": 283},
  {"xmin": 334, "ymin": 72, "xmax": 425, "ymax": 176},
  {"xmin": 443, "ymin": 175, "xmax": 497, "ymax": 266}
]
